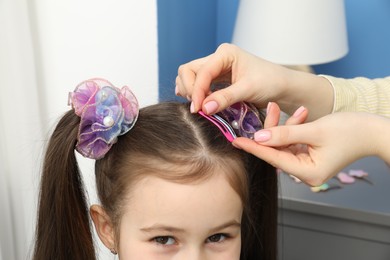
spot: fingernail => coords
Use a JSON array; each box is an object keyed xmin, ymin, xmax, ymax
[
  {"xmin": 254, "ymin": 130, "xmax": 271, "ymax": 142},
  {"xmin": 175, "ymin": 85, "xmax": 179, "ymax": 95},
  {"xmin": 293, "ymin": 106, "xmax": 305, "ymax": 117},
  {"xmin": 232, "ymin": 141, "xmax": 242, "ymax": 150},
  {"xmin": 204, "ymin": 101, "xmax": 219, "ymax": 114},
  {"xmin": 190, "ymin": 102, "xmax": 195, "ymax": 113},
  {"xmin": 266, "ymin": 102, "xmax": 273, "ymax": 115}
]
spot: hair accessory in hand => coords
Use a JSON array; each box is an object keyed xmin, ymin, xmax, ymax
[
  {"xmin": 199, "ymin": 102, "xmax": 263, "ymax": 141},
  {"xmin": 198, "ymin": 111, "xmax": 237, "ymax": 142},
  {"xmin": 218, "ymin": 102, "xmax": 263, "ymax": 139},
  {"xmin": 68, "ymin": 78, "xmax": 139, "ymax": 159},
  {"xmin": 208, "ymin": 82, "xmax": 263, "ymax": 139}
]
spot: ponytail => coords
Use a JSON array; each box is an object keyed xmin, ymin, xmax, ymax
[{"xmin": 33, "ymin": 111, "xmax": 96, "ymax": 260}]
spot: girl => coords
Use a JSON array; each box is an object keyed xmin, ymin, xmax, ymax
[{"xmin": 33, "ymin": 79, "xmax": 277, "ymax": 260}]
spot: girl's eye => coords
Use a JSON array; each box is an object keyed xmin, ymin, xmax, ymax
[
  {"xmin": 206, "ymin": 233, "xmax": 228, "ymax": 243},
  {"xmin": 153, "ymin": 236, "xmax": 177, "ymax": 245}
]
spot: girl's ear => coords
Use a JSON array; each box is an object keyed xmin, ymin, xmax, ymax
[{"xmin": 90, "ymin": 204, "xmax": 116, "ymax": 252}]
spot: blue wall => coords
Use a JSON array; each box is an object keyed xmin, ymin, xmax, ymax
[
  {"xmin": 158, "ymin": 0, "xmax": 390, "ymax": 101},
  {"xmin": 313, "ymin": 0, "xmax": 390, "ymax": 78},
  {"xmin": 157, "ymin": 0, "xmax": 239, "ymax": 101}
]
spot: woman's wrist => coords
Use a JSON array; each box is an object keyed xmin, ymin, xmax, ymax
[
  {"xmin": 276, "ymin": 69, "xmax": 334, "ymax": 121},
  {"xmin": 356, "ymin": 113, "xmax": 390, "ymax": 163},
  {"xmin": 374, "ymin": 116, "xmax": 390, "ymax": 163}
]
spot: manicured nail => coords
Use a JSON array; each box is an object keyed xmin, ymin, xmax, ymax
[
  {"xmin": 203, "ymin": 101, "xmax": 219, "ymax": 114},
  {"xmin": 293, "ymin": 106, "xmax": 305, "ymax": 117},
  {"xmin": 266, "ymin": 102, "xmax": 273, "ymax": 115},
  {"xmin": 190, "ymin": 102, "xmax": 195, "ymax": 113},
  {"xmin": 232, "ymin": 141, "xmax": 242, "ymax": 150},
  {"xmin": 254, "ymin": 130, "xmax": 271, "ymax": 142}
]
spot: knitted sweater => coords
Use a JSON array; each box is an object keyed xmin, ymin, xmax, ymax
[{"xmin": 321, "ymin": 75, "xmax": 390, "ymax": 117}]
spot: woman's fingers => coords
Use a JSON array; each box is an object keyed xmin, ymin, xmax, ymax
[
  {"xmin": 263, "ymin": 103, "xmax": 308, "ymax": 129},
  {"xmin": 254, "ymin": 122, "xmax": 318, "ymax": 147},
  {"xmin": 233, "ymin": 137, "xmax": 325, "ymax": 186},
  {"xmin": 285, "ymin": 106, "xmax": 308, "ymax": 125},
  {"xmin": 264, "ymin": 102, "xmax": 280, "ymax": 129},
  {"xmin": 234, "ymin": 138, "xmax": 313, "ymax": 171},
  {"xmin": 188, "ymin": 46, "xmax": 237, "ymax": 112},
  {"xmin": 176, "ymin": 56, "xmax": 209, "ymax": 98}
]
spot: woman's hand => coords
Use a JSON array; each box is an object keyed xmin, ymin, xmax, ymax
[
  {"xmin": 176, "ymin": 43, "xmax": 333, "ymax": 121},
  {"xmin": 233, "ymin": 107, "xmax": 390, "ymax": 186},
  {"xmin": 176, "ymin": 43, "xmax": 288, "ymax": 114}
]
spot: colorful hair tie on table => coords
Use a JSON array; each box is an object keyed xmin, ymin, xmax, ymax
[
  {"xmin": 68, "ymin": 78, "xmax": 139, "ymax": 159},
  {"xmin": 310, "ymin": 183, "xmax": 341, "ymax": 193}
]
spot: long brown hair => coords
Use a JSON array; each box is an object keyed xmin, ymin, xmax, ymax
[{"xmin": 33, "ymin": 102, "xmax": 277, "ymax": 260}]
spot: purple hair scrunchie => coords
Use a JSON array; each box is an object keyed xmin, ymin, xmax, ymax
[{"xmin": 68, "ymin": 78, "xmax": 139, "ymax": 159}]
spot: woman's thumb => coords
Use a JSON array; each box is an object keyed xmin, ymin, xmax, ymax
[{"xmin": 253, "ymin": 124, "xmax": 314, "ymax": 147}]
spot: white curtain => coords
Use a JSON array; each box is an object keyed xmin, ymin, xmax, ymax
[
  {"xmin": 0, "ymin": 0, "xmax": 43, "ymax": 259},
  {"xmin": 0, "ymin": 0, "xmax": 158, "ymax": 259}
]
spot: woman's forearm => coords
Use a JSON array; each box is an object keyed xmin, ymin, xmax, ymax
[{"xmin": 277, "ymin": 69, "xmax": 334, "ymax": 121}]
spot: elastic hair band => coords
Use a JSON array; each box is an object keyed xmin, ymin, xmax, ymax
[{"xmin": 68, "ymin": 78, "xmax": 139, "ymax": 159}]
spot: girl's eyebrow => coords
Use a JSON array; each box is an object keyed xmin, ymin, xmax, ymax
[
  {"xmin": 140, "ymin": 220, "xmax": 241, "ymax": 234},
  {"xmin": 209, "ymin": 220, "xmax": 241, "ymax": 233},
  {"xmin": 140, "ymin": 225, "xmax": 185, "ymax": 234}
]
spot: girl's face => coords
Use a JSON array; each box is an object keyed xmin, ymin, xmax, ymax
[{"xmin": 118, "ymin": 171, "xmax": 243, "ymax": 260}]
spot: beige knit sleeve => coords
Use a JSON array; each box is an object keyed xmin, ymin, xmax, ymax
[{"xmin": 319, "ymin": 75, "xmax": 390, "ymax": 117}]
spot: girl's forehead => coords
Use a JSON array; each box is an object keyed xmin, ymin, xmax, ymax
[{"xmin": 120, "ymin": 172, "xmax": 243, "ymax": 233}]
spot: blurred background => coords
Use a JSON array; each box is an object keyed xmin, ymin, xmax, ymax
[{"xmin": 158, "ymin": 0, "xmax": 390, "ymax": 100}]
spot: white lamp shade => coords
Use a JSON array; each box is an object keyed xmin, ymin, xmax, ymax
[{"xmin": 232, "ymin": 0, "xmax": 349, "ymax": 65}]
